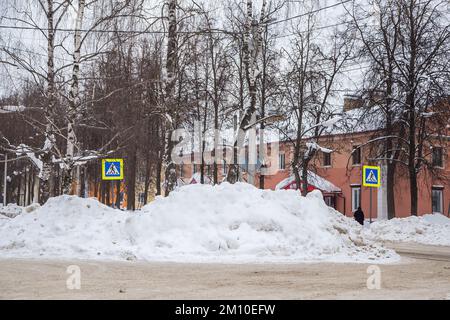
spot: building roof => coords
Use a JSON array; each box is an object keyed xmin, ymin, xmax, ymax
[
  {"xmin": 189, "ymin": 172, "xmax": 212, "ymax": 185},
  {"xmin": 275, "ymin": 171, "xmax": 342, "ymax": 193}
]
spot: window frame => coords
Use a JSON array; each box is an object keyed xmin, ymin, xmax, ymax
[
  {"xmin": 352, "ymin": 146, "xmax": 361, "ymax": 166},
  {"xmin": 179, "ymin": 162, "xmax": 184, "ymax": 178},
  {"xmin": 351, "ymin": 185, "xmax": 361, "ymax": 213},
  {"xmin": 222, "ymin": 160, "xmax": 228, "ymax": 175},
  {"xmin": 432, "ymin": 147, "xmax": 444, "ymax": 168},
  {"xmin": 138, "ymin": 192, "xmax": 146, "ymax": 204},
  {"xmin": 323, "ymin": 152, "xmax": 332, "ymax": 167},
  {"xmin": 431, "ymin": 187, "xmax": 444, "ymax": 214},
  {"xmin": 279, "ymin": 153, "xmax": 286, "ymax": 170},
  {"xmin": 324, "ymin": 195, "xmax": 335, "ymax": 208}
]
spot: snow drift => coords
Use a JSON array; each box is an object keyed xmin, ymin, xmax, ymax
[
  {"xmin": 0, "ymin": 183, "xmax": 398, "ymax": 263},
  {"xmin": 364, "ymin": 214, "xmax": 450, "ymax": 246}
]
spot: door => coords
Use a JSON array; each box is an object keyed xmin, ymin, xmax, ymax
[{"xmin": 432, "ymin": 188, "xmax": 443, "ymax": 214}]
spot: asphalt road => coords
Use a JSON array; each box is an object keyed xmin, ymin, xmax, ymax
[{"xmin": 0, "ymin": 243, "xmax": 449, "ymax": 300}]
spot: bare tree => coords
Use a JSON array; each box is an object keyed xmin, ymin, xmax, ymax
[
  {"xmin": 348, "ymin": 0, "xmax": 450, "ymax": 216},
  {"xmin": 226, "ymin": 0, "xmax": 267, "ymax": 184}
]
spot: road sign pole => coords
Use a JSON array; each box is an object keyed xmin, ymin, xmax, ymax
[
  {"xmin": 369, "ymin": 187, "xmax": 372, "ymax": 224},
  {"xmin": 111, "ymin": 181, "xmax": 114, "ymax": 208}
]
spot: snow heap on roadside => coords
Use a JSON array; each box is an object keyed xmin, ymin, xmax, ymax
[
  {"xmin": 364, "ymin": 214, "xmax": 450, "ymax": 246},
  {"xmin": 0, "ymin": 196, "xmax": 130, "ymax": 260},
  {"xmin": 0, "ymin": 183, "xmax": 398, "ymax": 263}
]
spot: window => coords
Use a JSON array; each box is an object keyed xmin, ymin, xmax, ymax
[
  {"xmin": 432, "ymin": 147, "xmax": 443, "ymax": 168},
  {"xmin": 352, "ymin": 146, "xmax": 361, "ymax": 165},
  {"xmin": 223, "ymin": 160, "xmax": 228, "ymax": 175},
  {"xmin": 279, "ymin": 153, "xmax": 286, "ymax": 170},
  {"xmin": 432, "ymin": 188, "xmax": 443, "ymax": 214},
  {"xmin": 138, "ymin": 192, "xmax": 146, "ymax": 204},
  {"xmin": 179, "ymin": 163, "xmax": 184, "ymax": 178},
  {"xmin": 324, "ymin": 196, "xmax": 335, "ymax": 208},
  {"xmin": 323, "ymin": 152, "xmax": 331, "ymax": 167},
  {"xmin": 193, "ymin": 164, "xmax": 198, "ymax": 174},
  {"xmin": 351, "ymin": 186, "xmax": 361, "ymax": 213},
  {"xmin": 243, "ymin": 150, "xmax": 249, "ymax": 172}
]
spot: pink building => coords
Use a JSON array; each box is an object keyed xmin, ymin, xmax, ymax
[{"xmin": 179, "ymin": 101, "xmax": 449, "ymax": 219}]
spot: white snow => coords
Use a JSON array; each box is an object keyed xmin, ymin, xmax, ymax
[
  {"xmin": 0, "ymin": 204, "xmax": 23, "ymax": 218},
  {"xmin": 0, "ymin": 105, "xmax": 25, "ymax": 113},
  {"xmin": 306, "ymin": 142, "xmax": 333, "ymax": 154},
  {"xmin": 0, "ymin": 196, "xmax": 130, "ymax": 260},
  {"xmin": 188, "ymin": 172, "xmax": 212, "ymax": 185},
  {"xmin": 364, "ymin": 214, "xmax": 450, "ymax": 246},
  {"xmin": 0, "ymin": 183, "xmax": 396, "ymax": 263},
  {"xmin": 15, "ymin": 144, "xmax": 43, "ymax": 173},
  {"xmin": 0, "ymin": 203, "xmax": 40, "ymax": 219},
  {"xmin": 275, "ymin": 172, "xmax": 342, "ymax": 193}
]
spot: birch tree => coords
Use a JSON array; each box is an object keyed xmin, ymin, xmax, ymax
[
  {"xmin": 348, "ymin": 0, "xmax": 450, "ymax": 216},
  {"xmin": 226, "ymin": 0, "xmax": 267, "ymax": 184},
  {"xmin": 163, "ymin": 0, "xmax": 178, "ymax": 196}
]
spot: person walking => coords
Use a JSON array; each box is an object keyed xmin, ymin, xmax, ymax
[{"xmin": 354, "ymin": 207, "xmax": 365, "ymax": 225}]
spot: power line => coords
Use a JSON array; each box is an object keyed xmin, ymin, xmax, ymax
[
  {"xmin": 0, "ymin": 24, "xmax": 236, "ymax": 36},
  {"xmin": 0, "ymin": 1, "xmax": 353, "ymax": 36},
  {"xmin": 269, "ymin": 0, "xmax": 352, "ymax": 26}
]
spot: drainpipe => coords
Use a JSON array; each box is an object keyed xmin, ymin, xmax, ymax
[{"xmin": 337, "ymin": 192, "xmax": 346, "ymax": 216}]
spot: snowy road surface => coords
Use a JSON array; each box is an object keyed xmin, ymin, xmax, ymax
[{"xmin": 0, "ymin": 244, "xmax": 449, "ymax": 300}]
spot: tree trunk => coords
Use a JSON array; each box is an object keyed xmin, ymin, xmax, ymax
[
  {"xmin": 143, "ymin": 152, "xmax": 151, "ymax": 205},
  {"xmin": 409, "ymin": 166, "xmax": 418, "ymax": 216},
  {"xmin": 115, "ymin": 180, "xmax": 121, "ymax": 209},
  {"xmin": 156, "ymin": 157, "xmax": 162, "ymax": 196},
  {"xmin": 386, "ymin": 162, "xmax": 396, "ymax": 219},
  {"xmin": 16, "ymin": 174, "xmax": 21, "ymax": 206},
  {"xmin": 227, "ymin": 0, "xmax": 267, "ymax": 184},
  {"xmin": 80, "ymin": 166, "xmax": 86, "ymax": 198},
  {"xmin": 163, "ymin": 0, "xmax": 178, "ymax": 196},
  {"xmin": 39, "ymin": 0, "xmax": 58, "ymax": 204},
  {"xmin": 301, "ymin": 161, "xmax": 308, "ymax": 197},
  {"xmin": 292, "ymin": 162, "xmax": 301, "ymax": 191},
  {"xmin": 127, "ymin": 146, "xmax": 137, "ymax": 210},
  {"xmin": 106, "ymin": 181, "xmax": 111, "ymax": 206},
  {"xmin": 39, "ymin": 153, "xmax": 52, "ymax": 204},
  {"xmin": 30, "ymin": 167, "xmax": 35, "ymax": 204},
  {"xmin": 100, "ymin": 181, "xmax": 105, "ymax": 204},
  {"xmin": 63, "ymin": 0, "xmax": 85, "ymax": 195}
]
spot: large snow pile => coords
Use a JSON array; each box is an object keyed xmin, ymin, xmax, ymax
[
  {"xmin": 364, "ymin": 214, "xmax": 450, "ymax": 246},
  {"xmin": 0, "ymin": 183, "xmax": 398, "ymax": 263},
  {"xmin": 0, "ymin": 196, "xmax": 130, "ymax": 260}
]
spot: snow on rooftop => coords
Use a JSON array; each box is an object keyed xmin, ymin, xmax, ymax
[
  {"xmin": 188, "ymin": 172, "xmax": 212, "ymax": 185},
  {"xmin": 275, "ymin": 171, "xmax": 341, "ymax": 193},
  {"xmin": 0, "ymin": 105, "xmax": 25, "ymax": 113}
]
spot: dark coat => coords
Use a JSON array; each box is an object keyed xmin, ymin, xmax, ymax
[{"xmin": 354, "ymin": 209, "xmax": 364, "ymax": 225}]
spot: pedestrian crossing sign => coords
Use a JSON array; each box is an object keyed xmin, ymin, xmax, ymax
[
  {"xmin": 102, "ymin": 159, "xmax": 124, "ymax": 180},
  {"xmin": 363, "ymin": 165, "xmax": 380, "ymax": 188}
]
